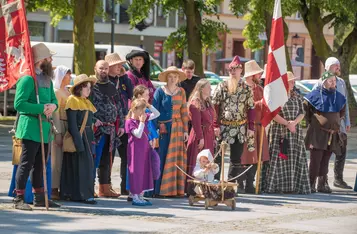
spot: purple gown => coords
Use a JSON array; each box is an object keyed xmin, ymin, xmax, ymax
[{"xmin": 125, "ymin": 117, "xmax": 154, "ymax": 194}]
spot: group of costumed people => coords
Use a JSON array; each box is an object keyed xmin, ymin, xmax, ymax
[{"xmin": 8, "ymin": 42, "xmax": 356, "ymax": 211}]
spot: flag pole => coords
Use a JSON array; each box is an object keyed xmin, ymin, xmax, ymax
[{"xmin": 255, "ymin": 125, "xmax": 265, "ymax": 194}]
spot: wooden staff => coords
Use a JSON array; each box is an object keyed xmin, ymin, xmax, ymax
[
  {"xmin": 220, "ymin": 141, "xmax": 227, "ymax": 202},
  {"xmin": 255, "ymin": 125, "xmax": 265, "ymax": 195},
  {"xmin": 34, "ymin": 82, "xmax": 49, "ymax": 210}
]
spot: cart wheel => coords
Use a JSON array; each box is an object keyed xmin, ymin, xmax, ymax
[
  {"xmin": 205, "ymin": 199, "xmax": 210, "ymax": 210},
  {"xmin": 188, "ymin": 196, "xmax": 194, "ymax": 206},
  {"xmin": 231, "ymin": 199, "xmax": 236, "ymax": 210}
]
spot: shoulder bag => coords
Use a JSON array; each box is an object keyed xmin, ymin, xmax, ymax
[{"xmin": 63, "ymin": 111, "xmax": 88, "ymax": 153}]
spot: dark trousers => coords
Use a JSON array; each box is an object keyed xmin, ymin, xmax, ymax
[
  {"xmin": 334, "ymin": 138, "xmax": 347, "ymax": 181},
  {"xmin": 116, "ymin": 133, "xmax": 128, "ymax": 193},
  {"xmin": 98, "ymin": 134, "xmax": 112, "ymax": 185},
  {"xmin": 16, "ymin": 139, "xmax": 49, "ymax": 194},
  {"xmin": 309, "ymin": 149, "xmax": 332, "ymax": 179},
  {"xmin": 214, "ymin": 138, "xmax": 244, "ymax": 180}
]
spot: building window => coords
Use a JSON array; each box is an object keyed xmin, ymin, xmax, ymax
[
  {"xmin": 28, "ymin": 21, "xmax": 46, "ymax": 41},
  {"xmin": 295, "ymin": 12, "xmax": 302, "ymax": 20}
]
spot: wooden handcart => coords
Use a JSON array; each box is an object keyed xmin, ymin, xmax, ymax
[{"xmin": 186, "ymin": 141, "xmax": 238, "ymax": 210}]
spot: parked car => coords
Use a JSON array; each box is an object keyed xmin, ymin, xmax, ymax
[{"xmin": 295, "ymin": 80, "xmax": 312, "ymax": 96}]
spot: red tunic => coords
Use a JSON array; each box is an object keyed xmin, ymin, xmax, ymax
[
  {"xmin": 186, "ymin": 99, "xmax": 215, "ymax": 176},
  {"xmin": 241, "ymin": 84, "xmax": 269, "ymax": 164}
]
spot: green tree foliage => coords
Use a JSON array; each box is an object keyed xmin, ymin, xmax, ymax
[
  {"xmin": 26, "ymin": 0, "xmax": 102, "ymax": 75},
  {"xmin": 231, "ymin": 0, "xmax": 357, "ymax": 112},
  {"xmin": 127, "ymin": 0, "xmax": 228, "ymax": 77}
]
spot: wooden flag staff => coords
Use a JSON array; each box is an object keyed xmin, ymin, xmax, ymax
[{"xmin": 255, "ymin": 125, "xmax": 265, "ymax": 194}]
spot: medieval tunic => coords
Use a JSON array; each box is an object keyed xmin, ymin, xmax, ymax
[
  {"xmin": 186, "ymin": 99, "xmax": 215, "ymax": 178},
  {"xmin": 127, "ymin": 70, "xmax": 156, "ymax": 103},
  {"xmin": 10, "ymin": 73, "xmax": 57, "ymax": 201},
  {"xmin": 51, "ymin": 88, "xmax": 70, "ymax": 189},
  {"xmin": 241, "ymin": 84, "xmax": 269, "ymax": 165},
  {"xmin": 265, "ymin": 91, "xmax": 311, "ymax": 194},
  {"xmin": 60, "ymin": 96, "xmax": 97, "ymax": 201},
  {"xmin": 91, "ymin": 80, "xmax": 124, "ymax": 185},
  {"xmin": 153, "ymin": 87, "xmax": 189, "ymax": 196},
  {"xmin": 212, "ymin": 80, "xmax": 255, "ymax": 180},
  {"xmin": 304, "ymin": 87, "xmax": 346, "ymax": 180},
  {"xmin": 109, "ymin": 72, "xmax": 133, "ymax": 193}
]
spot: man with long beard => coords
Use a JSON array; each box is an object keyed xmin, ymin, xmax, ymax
[
  {"xmin": 212, "ymin": 56, "xmax": 255, "ymax": 182},
  {"xmin": 312, "ymin": 57, "xmax": 352, "ymax": 189},
  {"xmin": 305, "ymin": 71, "xmax": 346, "ymax": 193},
  {"xmin": 91, "ymin": 60, "xmax": 124, "ymax": 198},
  {"xmin": 13, "ymin": 43, "xmax": 60, "ymax": 210}
]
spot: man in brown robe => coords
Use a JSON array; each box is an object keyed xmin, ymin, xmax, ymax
[
  {"xmin": 304, "ymin": 71, "xmax": 346, "ymax": 193},
  {"xmin": 240, "ymin": 60, "xmax": 269, "ymax": 194}
]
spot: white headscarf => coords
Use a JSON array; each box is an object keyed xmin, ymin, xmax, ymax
[
  {"xmin": 196, "ymin": 149, "xmax": 213, "ymax": 166},
  {"xmin": 325, "ymin": 57, "xmax": 340, "ymax": 71},
  {"xmin": 53, "ymin": 65, "xmax": 70, "ymax": 89}
]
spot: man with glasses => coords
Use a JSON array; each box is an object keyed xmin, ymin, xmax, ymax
[{"xmin": 212, "ymin": 56, "xmax": 255, "ymax": 181}]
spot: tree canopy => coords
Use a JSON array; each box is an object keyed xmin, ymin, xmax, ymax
[
  {"xmin": 127, "ymin": 0, "xmax": 229, "ymax": 77},
  {"xmin": 231, "ymin": 0, "xmax": 357, "ymax": 111}
]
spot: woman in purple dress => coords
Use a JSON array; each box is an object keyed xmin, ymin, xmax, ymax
[{"xmin": 125, "ymin": 99, "xmax": 160, "ymax": 206}]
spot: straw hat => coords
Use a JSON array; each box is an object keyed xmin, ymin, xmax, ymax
[
  {"xmin": 158, "ymin": 66, "xmax": 186, "ymax": 82},
  {"xmin": 243, "ymin": 60, "xmax": 264, "ymax": 78},
  {"xmin": 32, "ymin": 43, "xmax": 56, "ymax": 64},
  {"xmin": 70, "ymin": 74, "xmax": 97, "ymax": 93},
  {"xmin": 105, "ymin": 53, "xmax": 126, "ymax": 66},
  {"xmin": 287, "ymin": 71, "xmax": 299, "ymax": 81}
]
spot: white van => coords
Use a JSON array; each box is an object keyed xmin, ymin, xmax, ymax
[{"xmin": 30, "ymin": 41, "xmax": 163, "ymax": 80}]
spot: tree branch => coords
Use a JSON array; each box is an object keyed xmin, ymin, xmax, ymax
[
  {"xmin": 322, "ymin": 13, "xmax": 336, "ymax": 25},
  {"xmin": 298, "ymin": 0, "xmax": 309, "ymax": 24}
]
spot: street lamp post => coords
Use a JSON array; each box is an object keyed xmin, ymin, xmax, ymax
[{"xmin": 111, "ymin": 0, "xmax": 115, "ymax": 53}]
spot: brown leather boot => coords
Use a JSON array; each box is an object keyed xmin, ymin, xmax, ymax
[
  {"xmin": 109, "ymin": 184, "xmax": 120, "ymax": 197},
  {"xmin": 99, "ymin": 184, "xmax": 120, "ymax": 198},
  {"xmin": 51, "ymin": 188, "xmax": 60, "ymax": 201}
]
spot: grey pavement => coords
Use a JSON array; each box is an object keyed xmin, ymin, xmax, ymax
[{"xmin": 0, "ymin": 123, "xmax": 356, "ymax": 234}]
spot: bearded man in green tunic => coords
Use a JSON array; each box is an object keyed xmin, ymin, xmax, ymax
[{"xmin": 13, "ymin": 43, "xmax": 61, "ymax": 210}]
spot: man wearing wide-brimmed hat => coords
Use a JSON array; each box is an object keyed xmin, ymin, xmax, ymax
[
  {"xmin": 212, "ymin": 56, "xmax": 255, "ymax": 182},
  {"xmin": 304, "ymin": 71, "xmax": 347, "ymax": 193},
  {"xmin": 238, "ymin": 60, "xmax": 269, "ymax": 194},
  {"xmin": 126, "ymin": 49, "xmax": 155, "ymax": 103},
  {"xmin": 12, "ymin": 43, "xmax": 60, "ymax": 210},
  {"xmin": 105, "ymin": 52, "xmax": 133, "ymax": 195}
]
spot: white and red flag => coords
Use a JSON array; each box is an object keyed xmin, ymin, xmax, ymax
[
  {"xmin": 0, "ymin": 0, "xmax": 35, "ymax": 92},
  {"xmin": 261, "ymin": 0, "xmax": 289, "ymax": 127}
]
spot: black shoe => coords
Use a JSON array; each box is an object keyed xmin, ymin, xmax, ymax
[
  {"xmin": 82, "ymin": 199, "xmax": 97, "ymax": 205},
  {"xmin": 127, "ymin": 196, "xmax": 133, "ymax": 202},
  {"xmin": 245, "ymin": 185, "xmax": 256, "ymax": 194},
  {"xmin": 33, "ymin": 193, "xmax": 61, "ymax": 208},
  {"xmin": 13, "ymin": 195, "xmax": 32, "ymax": 211},
  {"xmin": 333, "ymin": 180, "xmax": 353, "ymax": 189}
]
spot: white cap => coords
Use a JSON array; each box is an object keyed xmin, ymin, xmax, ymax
[{"xmin": 325, "ymin": 57, "xmax": 340, "ymax": 71}]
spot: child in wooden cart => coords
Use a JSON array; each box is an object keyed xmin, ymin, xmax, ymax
[{"xmin": 189, "ymin": 149, "xmax": 235, "ymax": 202}]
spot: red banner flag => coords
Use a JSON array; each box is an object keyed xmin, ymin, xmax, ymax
[
  {"xmin": 0, "ymin": 0, "xmax": 35, "ymax": 92},
  {"xmin": 261, "ymin": 0, "xmax": 289, "ymax": 127}
]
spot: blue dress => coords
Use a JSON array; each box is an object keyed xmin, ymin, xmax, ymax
[{"xmin": 8, "ymin": 157, "xmax": 52, "ymax": 203}]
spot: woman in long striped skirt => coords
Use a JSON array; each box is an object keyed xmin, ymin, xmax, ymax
[{"xmin": 153, "ymin": 66, "xmax": 189, "ymax": 197}]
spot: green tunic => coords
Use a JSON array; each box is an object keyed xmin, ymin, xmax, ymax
[{"xmin": 14, "ymin": 75, "xmax": 58, "ymax": 143}]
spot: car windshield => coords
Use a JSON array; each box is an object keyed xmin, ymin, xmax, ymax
[
  {"xmin": 302, "ymin": 83, "xmax": 315, "ymax": 90},
  {"xmin": 205, "ymin": 72, "xmax": 222, "ymax": 85}
]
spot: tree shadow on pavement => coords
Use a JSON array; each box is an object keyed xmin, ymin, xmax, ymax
[{"xmin": 237, "ymin": 192, "xmax": 357, "ymax": 207}]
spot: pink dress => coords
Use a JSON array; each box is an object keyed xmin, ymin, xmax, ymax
[{"xmin": 186, "ymin": 99, "xmax": 215, "ymax": 177}]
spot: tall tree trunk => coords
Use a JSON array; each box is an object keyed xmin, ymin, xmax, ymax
[
  {"xmin": 73, "ymin": 0, "xmax": 98, "ymax": 75},
  {"xmin": 184, "ymin": 0, "xmax": 204, "ymax": 78}
]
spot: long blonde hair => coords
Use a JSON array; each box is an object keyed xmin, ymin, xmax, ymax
[
  {"xmin": 126, "ymin": 98, "xmax": 147, "ymax": 119},
  {"xmin": 188, "ymin": 79, "xmax": 215, "ymax": 112}
]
